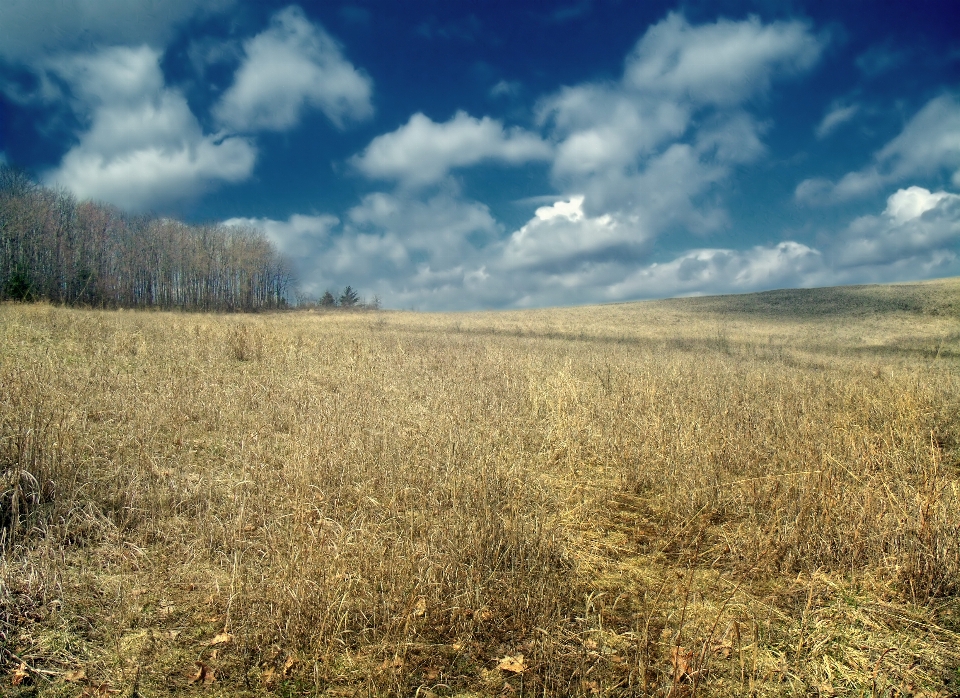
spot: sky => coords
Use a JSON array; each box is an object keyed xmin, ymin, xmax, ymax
[{"xmin": 1, "ymin": 1, "xmax": 959, "ymax": 310}]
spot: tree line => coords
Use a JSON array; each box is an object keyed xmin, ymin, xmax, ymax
[
  {"xmin": 296, "ymin": 286, "xmax": 380, "ymax": 310},
  {"xmin": 0, "ymin": 165, "xmax": 293, "ymax": 312}
]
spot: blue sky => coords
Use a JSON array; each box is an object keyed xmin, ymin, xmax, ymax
[{"xmin": 2, "ymin": 1, "xmax": 959, "ymax": 310}]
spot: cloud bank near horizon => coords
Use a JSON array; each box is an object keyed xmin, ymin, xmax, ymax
[{"xmin": 231, "ymin": 185, "xmax": 960, "ymax": 310}]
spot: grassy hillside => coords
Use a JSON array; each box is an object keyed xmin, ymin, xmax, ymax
[{"xmin": 2, "ymin": 279, "xmax": 959, "ymax": 696}]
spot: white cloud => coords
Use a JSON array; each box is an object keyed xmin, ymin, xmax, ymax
[
  {"xmin": 492, "ymin": 185, "xmax": 960, "ymax": 307},
  {"xmin": 537, "ymin": 12, "xmax": 822, "ymax": 235},
  {"xmin": 213, "ymin": 6, "xmax": 373, "ymax": 132},
  {"xmin": 797, "ymin": 94, "xmax": 960, "ymax": 204},
  {"xmin": 295, "ymin": 13, "xmax": 829, "ymax": 309},
  {"xmin": 224, "ymin": 213, "xmax": 339, "ymax": 260},
  {"xmin": 609, "ymin": 242, "xmax": 823, "ymax": 300},
  {"xmin": 44, "ymin": 46, "xmax": 256, "ymax": 210},
  {"xmin": 623, "ymin": 13, "xmax": 822, "ymax": 105},
  {"xmin": 0, "ymin": 0, "xmax": 233, "ymax": 63},
  {"xmin": 352, "ymin": 111, "xmax": 552, "ymax": 187},
  {"xmin": 228, "ymin": 190, "xmax": 500, "ymax": 304},
  {"xmin": 883, "ymin": 185, "xmax": 952, "ymax": 224},
  {"xmin": 831, "ymin": 186, "xmax": 960, "ymax": 269},
  {"xmin": 502, "ymin": 197, "xmax": 646, "ymax": 270},
  {"xmin": 229, "ymin": 182, "xmax": 960, "ymax": 310},
  {"xmin": 816, "ymin": 101, "xmax": 859, "ymax": 139}
]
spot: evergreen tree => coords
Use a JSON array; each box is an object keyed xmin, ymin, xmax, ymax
[
  {"xmin": 339, "ymin": 285, "xmax": 359, "ymax": 307},
  {"xmin": 320, "ymin": 290, "xmax": 337, "ymax": 307}
]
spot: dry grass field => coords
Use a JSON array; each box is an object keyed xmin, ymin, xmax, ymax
[{"xmin": 2, "ymin": 278, "xmax": 960, "ymax": 697}]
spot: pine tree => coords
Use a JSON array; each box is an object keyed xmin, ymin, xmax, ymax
[
  {"xmin": 339, "ymin": 286, "xmax": 359, "ymax": 307},
  {"xmin": 320, "ymin": 290, "xmax": 337, "ymax": 307}
]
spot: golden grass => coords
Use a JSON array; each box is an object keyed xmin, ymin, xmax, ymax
[{"xmin": 2, "ymin": 278, "xmax": 960, "ymax": 696}]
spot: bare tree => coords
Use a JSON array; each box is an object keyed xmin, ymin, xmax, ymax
[{"xmin": 0, "ymin": 165, "xmax": 296, "ymax": 311}]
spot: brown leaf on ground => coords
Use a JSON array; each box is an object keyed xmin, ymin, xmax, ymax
[
  {"xmin": 11, "ymin": 663, "xmax": 29, "ymax": 686},
  {"xmin": 413, "ymin": 596, "xmax": 427, "ymax": 617},
  {"xmin": 189, "ymin": 662, "xmax": 216, "ymax": 685},
  {"xmin": 262, "ymin": 667, "xmax": 277, "ymax": 688},
  {"xmin": 712, "ymin": 642, "xmax": 733, "ymax": 658},
  {"xmin": 670, "ymin": 646, "xmax": 694, "ymax": 681},
  {"xmin": 208, "ymin": 632, "xmax": 233, "ymax": 646},
  {"xmin": 64, "ymin": 668, "xmax": 87, "ymax": 682},
  {"xmin": 282, "ymin": 655, "xmax": 297, "ymax": 676},
  {"xmin": 379, "ymin": 656, "xmax": 403, "ymax": 672},
  {"xmin": 497, "ymin": 654, "xmax": 526, "ymax": 674}
]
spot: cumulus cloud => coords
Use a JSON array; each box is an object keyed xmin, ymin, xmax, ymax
[
  {"xmin": 298, "ymin": 13, "xmax": 830, "ymax": 309},
  {"xmin": 502, "ymin": 197, "xmax": 646, "ymax": 270},
  {"xmin": 816, "ymin": 101, "xmax": 859, "ymax": 139},
  {"xmin": 609, "ymin": 242, "xmax": 823, "ymax": 300},
  {"xmin": 0, "ymin": 0, "xmax": 233, "ymax": 63},
  {"xmin": 44, "ymin": 46, "xmax": 256, "ymax": 210},
  {"xmin": 489, "ymin": 185, "xmax": 960, "ymax": 307},
  {"xmin": 224, "ymin": 213, "xmax": 339, "ymax": 260},
  {"xmin": 797, "ymin": 94, "xmax": 960, "ymax": 204},
  {"xmin": 231, "ymin": 182, "xmax": 960, "ymax": 310},
  {"xmin": 352, "ymin": 111, "xmax": 552, "ymax": 187},
  {"xmin": 831, "ymin": 186, "xmax": 960, "ymax": 269},
  {"xmin": 538, "ymin": 12, "xmax": 822, "ymax": 231},
  {"xmin": 623, "ymin": 13, "xmax": 822, "ymax": 105},
  {"xmin": 228, "ymin": 190, "xmax": 501, "ymax": 304},
  {"xmin": 213, "ymin": 5, "xmax": 373, "ymax": 132}
]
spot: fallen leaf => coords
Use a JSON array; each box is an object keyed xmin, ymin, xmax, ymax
[
  {"xmin": 379, "ymin": 656, "xmax": 403, "ymax": 671},
  {"xmin": 189, "ymin": 662, "xmax": 216, "ymax": 685},
  {"xmin": 712, "ymin": 642, "xmax": 732, "ymax": 659},
  {"xmin": 11, "ymin": 663, "xmax": 29, "ymax": 686},
  {"xmin": 413, "ymin": 596, "xmax": 427, "ymax": 617},
  {"xmin": 208, "ymin": 632, "xmax": 233, "ymax": 646},
  {"xmin": 262, "ymin": 667, "xmax": 277, "ymax": 688},
  {"xmin": 670, "ymin": 646, "xmax": 693, "ymax": 681},
  {"xmin": 423, "ymin": 667, "xmax": 440, "ymax": 680},
  {"xmin": 282, "ymin": 655, "xmax": 297, "ymax": 676},
  {"xmin": 497, "ymin": 654, "xmax": 526, "ymax": 674},
  {"xmin": 64, "ymin": 668, "xmax": 87, "ymax": 682}
]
